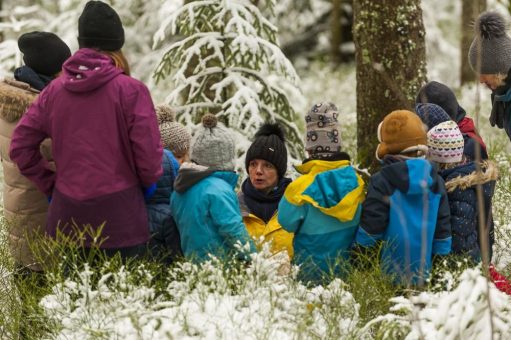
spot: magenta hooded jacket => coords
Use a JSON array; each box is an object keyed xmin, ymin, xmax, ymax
[{"xmin": 9, "ymin": 49, "xmax": 163, "ymax": 248}]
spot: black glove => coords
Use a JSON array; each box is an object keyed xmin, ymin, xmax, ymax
[{"xmin": 490, "ymin": 95, "xmax": 506, "ymax": 129}]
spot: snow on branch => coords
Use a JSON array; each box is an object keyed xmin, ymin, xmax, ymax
[{"xmin": 153, "ymin": 0, "xmax": 304, "ymax": 164}]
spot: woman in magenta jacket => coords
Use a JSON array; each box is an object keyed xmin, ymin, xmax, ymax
[{"xmin": 9, "ymin": 1, "xmax": 162, "ymax": 259}]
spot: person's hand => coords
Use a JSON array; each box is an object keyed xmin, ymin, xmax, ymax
[
  {"xmin": 490, "ymin": 98, "xmax": 505, "ymax": 128},
  {"xmin": 143, "ymin": 183, "xmax": 157, "ymax": 200}
]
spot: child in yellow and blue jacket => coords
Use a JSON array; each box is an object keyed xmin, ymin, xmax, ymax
[{"xmin": 278, "ymin": 102, "xmax": 365, "ymax": 284}]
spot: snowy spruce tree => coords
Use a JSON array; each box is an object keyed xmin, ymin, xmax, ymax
[{"xmin": 153, "ymin": 0, "xmax": 304, "ymax": 165}]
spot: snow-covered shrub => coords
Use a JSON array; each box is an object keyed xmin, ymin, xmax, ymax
[
  {"xmin": 364, "ymin": 268, "xmax": 511, "ymax": 339},
  {"xmin": 40, "ymin": 245, "xmax": 363, "ymax": 339}
]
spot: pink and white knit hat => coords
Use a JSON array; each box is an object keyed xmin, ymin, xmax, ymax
[{"xmin": 427, "ymin": 120, "xmax": 464, "ymax": 163}]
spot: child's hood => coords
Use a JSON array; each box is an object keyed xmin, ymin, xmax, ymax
[
  {"xmin": 173, "ymin": 162, "xmax": 238, "ymax": 193},
  {"xmin": 285, "ymin": 159, "xmax": 365, "ymax": 222},
  {"xmin": 61, "ymin": 48, "xmax": 123, "ymax": 93},
  {"xmin": 442, "ymin": 160, "xmax": 498, "ymax": 193},
  {"xmin": 380, "ymin": 158, "xmax": 438, "ymax": 195},
  {"xmin": 173, "ymin": 162, "xmax": 216, "ymax": 193}
]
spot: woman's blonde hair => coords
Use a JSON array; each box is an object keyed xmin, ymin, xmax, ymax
[
  {"xmin": 101, "ymin": 50, "xmax": 130, "ymax": 76},
  {"xmin": 495, "ymin": 73, "xmax": 508, "ymax": 87}
]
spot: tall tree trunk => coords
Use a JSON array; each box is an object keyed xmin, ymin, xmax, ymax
[
  {"xmin": 461, "ymin": 0, "xmax": 486, "ymax": 85},
  {"xmin": 331, "ymin": 0, "xmax": 342, "ymax": 64},
  {"xmin": 353, "ymin": 0, "xmax": 427, "ymax": 171},
  {"xmin": 0, "ymin": 0, "xmax": 3, "ymax": 42}
]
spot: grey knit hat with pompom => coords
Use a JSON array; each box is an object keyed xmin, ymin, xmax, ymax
[
  {"xmin": 191, "ymin": 113, "xmax": 236, "ymax": 170},
  {"xmin": 469, "ymin": 11, "xmax": 511, "ymax": 74},
  {"xmin": 156, "ymin": 104, "xmax": 191, "ymax": 154}
]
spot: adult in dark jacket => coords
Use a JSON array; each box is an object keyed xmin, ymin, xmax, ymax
[
  {"xmin": 427, "ymin": 120, "xmax": 497, "ymax": 261},
  {"xmin": 415, "ymin": 86, "xmax": 488, "ymax": 161},
  {"xmin": 469, "ymin": 11, "xmax": 511, "ymax": 143},
  {"xmin": 9, "ymin": 1, "xmax": 163, "ymax": 260}
]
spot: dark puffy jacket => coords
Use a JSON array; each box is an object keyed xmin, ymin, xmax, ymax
[
  {"xmin": 440, "ymin": 161, "xmax": 497, "ymax": 261},
  {"xmin": 146, "ymin": 149, "xmax": 182, "ymax": 262}
]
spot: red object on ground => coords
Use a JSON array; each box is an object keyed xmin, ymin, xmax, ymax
[{"xmin": 489, "ymin": 264, "xmax": 511, "ymax": 295}]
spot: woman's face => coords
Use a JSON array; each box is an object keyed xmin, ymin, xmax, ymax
[
  {"xmin": 479, "ymin": 74, "xmax": 506, "ymax": 91},
  {"xmin": 248, "ymin": 159, "xmax": 278, "ymax": 192}
]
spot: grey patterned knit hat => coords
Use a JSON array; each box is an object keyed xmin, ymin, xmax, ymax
[
  {"xmin": 469, "ymin": 11, "xmax": 511, "ymax": 75},
  {"xmin": 305, "ymin": 102, "xmax": 341, "ymax": 157},
  {"xmin": 156, "ymin": 104, "xmax": 191, "ymax": 154},
  {"xmin": 191, "ymin": 113, "xmax": 236, "ymax": 171}
]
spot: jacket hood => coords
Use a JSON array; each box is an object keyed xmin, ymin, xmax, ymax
[
  {"xmin": 174, "ymin": 162, "xmax": 238, "ymax": 193},
  {"xmin": 458, "ymin": 117, "xmax": 487, "ymax": 152},
  {"xmin": 442, "ymin": 160, "xmax": 498, "ymax": 192},
  {"xmin": 62, "ymin": 48, "xmax": 123, "ymax": 93},
  {"xmin": 458, "ymin": 117, "xmax": 477, "ymax": 136},
  {"xmin": 302, "ymin": 151, "xmax": 351, "ymax": 164},
  {"xmin": 295, "ymin": 157, "xmax": 351, "ymax": 175},
  {"xmin": 286, "ymin": 159, "xmax": 365, "ymax": 222},
  {"xmin": 381, "ymin": 158, "xmax": 438, "ymax": 195},
  {"xmin": 0, "ymin": 79, "xmax": 39, "ymax": 122},
  {"xmin": 173, "ymin": 162, "xmax": 215, "ymax": 193},
  {"xmin": 456, "ymin": 105, "xmax": 467, "ymax": 122}
]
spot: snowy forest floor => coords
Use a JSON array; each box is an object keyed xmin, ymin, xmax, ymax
[{"xmin": 1, "ymin": 61, "xmax": 511, "ymax": 339}]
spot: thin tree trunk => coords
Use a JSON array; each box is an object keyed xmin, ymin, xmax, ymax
[
  {"xmin": 0, "ymin": 0, "xmax": 3, "ymax": 42},
  {"xmin": 331, "ymin": 0, "xmax": 342, "ymax": 64},
  {"xmin": 353, "ymin": 0, "xmax": 427, "ymax": 171},
  {"xmin": 461, "ymin": 0, "xmax": 486, "ymax": 84}
]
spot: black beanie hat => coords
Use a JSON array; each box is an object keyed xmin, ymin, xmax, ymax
[
  {"xmin": 415, "ymin": 81, "xmax": 465, "ymax": 122},
  {"xmin": 18, "ymin": 31, "xmax": 71, "ymax": 77},
  {"xmin": 245, "ymin": 123, "xmax": 288, "ymax": 178},
  {"xmin": 78, "ymin": 1, "xmax": 125, "ymax": 51}
]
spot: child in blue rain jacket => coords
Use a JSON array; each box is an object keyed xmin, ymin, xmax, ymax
[
  {"xmin": 354, "ymin": 110, "xmax": 452, "ymax": 286},
  {"xmin": 170, "ymin": 114, "xmax": 256, "ymax": 262}
]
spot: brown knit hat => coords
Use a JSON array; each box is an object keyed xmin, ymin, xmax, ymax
[
  {"xmin": 376, "ymin": 110, "xmax": 428, "ymax": 160},
  {"xmin": 156, "ymin": 104, "xmax": 191, "ymax": 154}
]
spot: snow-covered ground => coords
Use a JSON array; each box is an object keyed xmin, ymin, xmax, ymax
[{"xmin": 37, "ymin": 247, "xmax": 511, "ymax": 339}]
